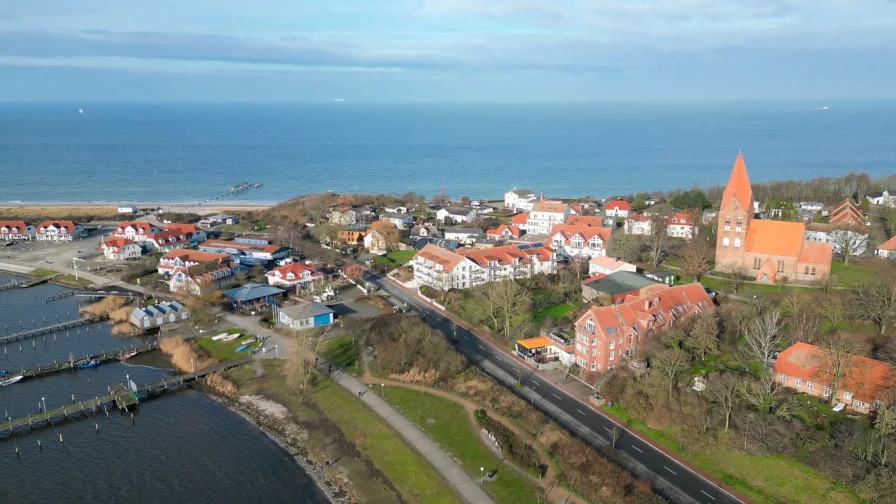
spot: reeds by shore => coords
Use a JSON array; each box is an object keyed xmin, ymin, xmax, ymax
[
  {"xmin": 159, "ymin": 337, "xmax": 237, "ymax": 396},
  {"xmin": 80, "ymin": 297, "xmax": 126, "ymax": 316}
]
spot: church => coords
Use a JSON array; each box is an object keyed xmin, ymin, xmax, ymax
[{"xmin": 715, "ymin": 154, "xmax": 832, "ymax": 283}]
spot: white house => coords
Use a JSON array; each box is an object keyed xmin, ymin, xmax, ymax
[
  {"xmin": 604, "ymin": 200, "xmax": 631, "ymax": 218},
  {"xmin": 328, "ymin": 203, "xmax": 357, "ymax": 225},
  {"xmin": 0, "ymin": 221, "xmax": 35, "ymax": 241},
  {"xmin": 101, "ymin": 237, "xmax": 143, "ymax": 261},
  {"xmin": 144, "ymin": 223, "xmax": 207, "ymax": 253},
  {"xmin": 278, "ymin": 302, "xmax": 335, "ymax": 331},
  {"xmin": 525, "ymin": 201, "xmax": 571, "ymax": 235},
  {"xmin": 625, "ymin": 214, "xmax": 654, "ymax": 235},
  {"xmin": 866, "ymin": 191, "xmax": 895, "ymax": 207},
  {"xmin": 117, "ymin": 205, "xmax": 139, "ymax": 214},
  {"xmin": 266, "ymin": 262, "xmax": 324, "ymax": 290},
  {"xmin": 35, "ymin": 221, "xmax": 85, "ymax": 242},
  {"xmin": 157, "ymin": 249, "xmax": 231, "ymax": 275},
  {"xmin": 410, "ymin": 224, "xmax": 441, "ymax": 240},
  {"xmin": 805, "ymin": 226, "xmax": 869, "ymax": 256},
  {"xmin": 877, "ymin": 236, "xmax": 896, "ymax": 259},
  {"xmin": 413, "ymin": 242, "xmax": 556, "ymax": 291},
  {"xmin": 436, "ymin": 207, "xmax": 477, "ymax": 224},
  {"xmin": 799, "ymin": 202, "xmax": 825, "ymax": 212},
  {"xmin": 364, "ymin": 230, "xmax": 390, "ymax": 255},
  {"xmin": 384, "ymin": 206, "xmax": 408, "ymax": 214},
  {"xmin": 666, "ymin": 213, "xmax": 698, "ymax": 240},
  {"xmin": 129, "ymin": 301, "xmax": 190, "ymax": 329},
  {"xmin": 504, "ymin": 188, "xmax": 537, "ymax": 212},
  {"xmin": 444, "ymin": 227, "xmax": 484, "ymax": 245},
  {"xmin": 549, "ymin": 224, "xmax": 611, "ymax": 258},
  {"xmin": 589, "ymin": 256, "xmax": 637, "ymax": 276},
  {"xmin": 379, "ymin": 212, "xmax": 414, "ymax": 228},
  {"xmin": 167, "ymin": 259, "xmax": 240, "ymax": 294},
  {"xmin": 112, "ymin": 221, "xmax": 159, "ymax": 243}
]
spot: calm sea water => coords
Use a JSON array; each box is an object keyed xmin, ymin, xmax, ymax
[
  {"xmin": 0, "ymin": 273, "xmax": 328, "ymax": 504},
  {"xmin": 1, "ymin": 102, "xmax": 895, "ymax": 204}
]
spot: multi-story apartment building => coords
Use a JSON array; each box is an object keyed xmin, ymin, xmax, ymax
[
  {"xmin": 112, "ymin": 221, "xmax": 160, "ymax": 243},
  {"xmin": 573, "ymin": 283, "xmax": 713, "ymax": 373},
  {"xmin": 525, "ymin": 201, "xmax": 571, "ymax": 235},
  {"xmin": 504, "ymin": 188, "xmax": 537, "ymax": 212},
  {"xmin": 35, "ymin": 221, "xmax": 86, "ymax": 241},
  {"xmin": 413, "ymin": 242, "xmax": 556, "ymax": 290},
  {"xmin": 549, "ymin": 224, "xmax": 611, "ymax": 258}
]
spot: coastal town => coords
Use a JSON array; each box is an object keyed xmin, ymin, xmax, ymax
[{"xmin": 3, "ymin": 153, "xmax": 896, "ymax": 504}]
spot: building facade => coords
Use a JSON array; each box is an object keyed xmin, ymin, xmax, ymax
[
  {"xmin": 0, "ymin": 221, "xmax": 35, "ymax": 241},
  {"xmin": 112, "ymin": 221, "xmax": 159, "ymax": 243},
  {"xmin": 504, "ymin": 188, "xmax": 537, "ymax": 212},
  {"xmin": 715, "ymin": 154, "xmax": 833, "ymax": 283},
  {"xmin": 101, "ymin": 237, "xmax": 143, "ymax": 261},
  {"xmin": 413, "ymin": 242, "xmax": 556, "ymax": 290},
  {"xmin": 35, "ymin": 221, "xmax": 85, "ymax": 241},
  {"xmin": 549, "ymin": 224, "xmax": 611, "ymax": 258},
  {"xmin": 525, "ymin": 202, "xmax": 570, "ymax": 235},
  {"xmin": 266, "ymin": 262, "xmax": 324, "ymax": 290}
]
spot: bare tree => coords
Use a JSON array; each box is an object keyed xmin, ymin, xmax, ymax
[
  {"xmin": 744, "ymin": 309, "xmax": 785, "ymax": 365},
  {"xmin": 284, "ymin": 326, "xmax": 329, "ymax": 393},
  {"xmin": 788, "ymin": 310, "xmax": 821, "ymax": 344},
  {"xmin": 882, "ymin": 207, "xmax": 896, "ymax": 239},
  {"xmin": 829, "ymin": 226, "xmax": 869, "ymax": 265},
  {"xmin": 469, "ymin": 280, "xmax": 531, "ymax": 338},
  {"xmin": 651, "ymin": 347, "xmax": 691, "ymax": 397},
  {"xmin": 679, "ymin": 239, "xmax": 713, "ymax": 281},
  {"xmin": 818, "ymin": 331, "xmax": 862, "ymax": 406},
  {"xmin": 709, "ymin": 372, "xmax": 742, "ymax": 431},
  {"xmin": 821, "ymin": 297, "xmax": 845, "ymax": 329},
  {"xmin": 780, "ymin": 290, "xmax": 813, "ymax": 318},
  {"xmin": 685, "ymin": 312, "xmax": 719, "ymax": 359},
  {"xmin": 370, "ymin": 221, "xmax": 401, "ymax": 252},
  {"xmin": 644, "ymin": 214, "xmax": 671, "ymax": 266},
  {"xmin": 852, "ymin": 276, "xmax": 896, "ymax": 335},
  {"xmin": 813, "ymin": 273, "xmax": 837, "ymax": 293},
  {"xmin": 312, "ymin": 222, "xmax": 341, "ymax": 245},
  {"xmin": 718, "ymin": 263, "xmax": 751, "ymax": 295}
]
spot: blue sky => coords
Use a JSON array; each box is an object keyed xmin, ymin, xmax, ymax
[{"xmin": 1, "ymin": 0, "xmax": 894, "ymax": 102}]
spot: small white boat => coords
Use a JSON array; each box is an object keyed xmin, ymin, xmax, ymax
[
  {"xmin": 1, "ymin": 375, "xmax": 24, "ymax": 387},
  {"xmin": 211, "ymin": 333, "xmax": 230, "ymax": 341},
  {"xmin": 220, "ymin": 334, "xmax": 240, "ymax": 342},
  {"xmin": 832, "ymin": 403, "xmax": 845, "ymax": 412},
  {"xmin": 119, "ymin": 351, "xmax": 138, "ymax": 362},
  {"xmin": 78, "ymin": 107, "xmax": 83, "ymax": 114},
  {"xmin": 241, "ymin": 337, "xmax": 257, "ymax": 345}
]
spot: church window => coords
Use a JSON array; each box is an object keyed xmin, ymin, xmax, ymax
[
  {"xmin": 811, "ymin": 266, "xmax": 816, "ymax": 275},
  {"xmin": 722, "ymin": 237, "xmax": 729, "ymax": 247},
  {"xmin": 734, "ymin": 238, "xmax": 741, "ymax": 248},
  {"xmin": 804, "ymin": 266, "xmax": 809, "ymax": 275},
  {"xmin": 777, "ymin": 260, "xmax": 784, "ymax": 272},
  {"xmin": 753, "ymin": 257, "xmax": 760, "ymax": 269},
  {"xmin": 725, "ymin": 217, "xmax": 731, "ymax": 224}
]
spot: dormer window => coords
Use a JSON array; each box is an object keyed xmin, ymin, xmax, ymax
[{"xmin": 585, "ymin": 320, "xmax": 595, "ymax": 333}]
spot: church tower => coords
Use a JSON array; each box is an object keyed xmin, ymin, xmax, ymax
[{"xmin": 715, "ymin": 153, "xmax": 753, "ymax": 270}]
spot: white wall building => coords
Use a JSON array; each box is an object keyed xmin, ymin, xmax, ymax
[
  {"xmin": 805, "ymin": 228, "xmax": 869, "ymax": 256},
  {"xmin": 436, "ymin": 207, "xmax": 477, "ymax": 224},
  {"xmin": 525, "ymin": 201, "xmax": 570, "ymax": 235},
  {"xmin": 444, "ymin": 227, "xmax": 484, "ymax": 245},
  {"xmin": 413, "ymin": 242, "xmax": 556, "ymax": 290},
  {"xmin": 589, "ymin": 256, "xmax": 637, "ymax": 276},
  {"xmin": 0, "ymin": 221, "xmax": 35, "ymax": 241},
  {"xmin": 549, "ymin": 224, "xmax": 611, "ymax": 259},
  {"xmin": 112, "ymin": 221, "xmax": 159, "ymax": 243},
  {"xmin": 35, "ymin": 221, "xmax": 85, "ymax": 242},
  {"xmin": 101, "ymin": 237, "xmax": 143, "ymax": 261},
  {"xmin": 379, "ymin": 213, "xmax": 414, "ymax": 228},
  {"xmin": 504, "ymin": 188, "xmax": 537, "ymax": 212}
]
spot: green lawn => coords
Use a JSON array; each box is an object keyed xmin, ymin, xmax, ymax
[
  {"xmin": 31, "ymin": 267, "xmax": 56, "ymax": 277},
  {"xmin": 196, "ymin": 330, "xmax": 257, "ymax": 362},
  {"xmin": 54, "ymin": 274, "xmax": 93, "ymax": 287},
  {"xmin": 313, "ymin": 380, "xmax": 461, "ymax": 504},
  {"xmin": 373, "ymin": 250, "xmax": 417, "ymax": 269},
  {"xmin": 325, "ymin": 335, "xmax": 361, "ymax": 374},
  {"xmin": 830, "ymin": 261, "xmax": 874, "ymax": 286},
  {"xmin": 375, "ymin": 387, "xmax": 540, "ymax": 504},
  {"xmin": 532, "ymin": 303, "xmax": 573, "ymax": 322},
  {"xmin": 603, "ymin": 404, "xmax": 860, "ymax": 504}
]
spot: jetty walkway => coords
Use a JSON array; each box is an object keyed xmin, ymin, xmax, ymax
[
  {"xmin": 0, "ymin": 357, "xmax": 251, "ymax": 438},
  {"xmin": 2, "ymin": 342, "xmax": 159, "ymax": 381},
  {"xmin": 0, "ymin": 315, "xmax": 107, "ymax": 345}
]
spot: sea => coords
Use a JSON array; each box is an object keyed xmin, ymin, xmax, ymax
[
  {"xmin": 0, "ymin": 273, "xmax": 328, "ymax": 504},
  {"xmin": 1, "ymin": 101, "xmax": 895, "ymax": 205}
]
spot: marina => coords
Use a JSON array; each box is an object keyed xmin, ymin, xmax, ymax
[
  {"xmin": 1, "ymin": 342, "xmax": 159, "ymax": 382},
  {"xmin": 0, "ymin": 314, "xmax": 108, "ymax": 344}
]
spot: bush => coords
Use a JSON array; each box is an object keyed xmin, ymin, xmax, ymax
[
  {"xmin": 475, "ymin": 411, "xmax": 542, "ymax": 475},
  {"xmin": 367, "ymin": 315, "xmax": 465, "ymax": 385}
]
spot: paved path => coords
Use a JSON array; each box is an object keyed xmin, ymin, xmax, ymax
[
  {"xmin": 223, "ymin": 313, "xmax": 291, "ymax": 360},
  {"xmin": 330, "ymin": 368, "xmax": 495, "ymax": 504}
]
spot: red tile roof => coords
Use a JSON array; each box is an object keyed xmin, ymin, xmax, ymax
[
  {"xmin": 721, "ymin": 153, "xmax": 753, "ymax": 211},
  {"xmin": 533, "ymin": 201, "xmax": 570, "ymax": 214},
  {"xmin": 147, "ymin": 229, "xmax": 192, "ymax": 246},
  {"xmin": 102, "ymin": 236, "xmax": 135, "ymax": 252},
  {"xmin": 798, "ymin": 241, "xmax": 833, "ymax": 265},
  {"xmin": 744, "ymin": 220, "xmax": 805, "ymax": 257},
  {"xmin": 605, "ymin": 200, "xmax": 631, "ymax": 212},
  {"xmin": 773, "ymin": 342, "xmax": 896, "ymax": 403},
  {"xmin": 36, "ymin": 221, "xmax": 78, "ymax": 235},
  {"xmin": 879, "ymin": 236, "xmax": 896, "ymax": 252},
  {"xmin": 828, "ymin": 199, "xmax": 864, "ymax": 226},
  {"xmin": 415, "ymin": 243, "xmax": 465, "ymax": 273},
  {"xmin": 267, "ymin": 262, "xmax": 323, "ymax": 280},
  {"xmin": 114, "ymin": 221, "xmax": 156, "ymax": 235},
  {"xmin": 163, "ymin": 223, "xmax": 200, "ymax": 234},
  {"xmin": 566, "ymin": 215, "xmax": 604, "ymax": 227},
  {"xmin": 550, "ymin": 224, "xmax": 611, "ymax": 245},
  {"xmin": 511, "ymin": 213, "xmax": 529, "ymax": 225},
  {"xmin": 0, "ymin": 221, "xmax": 29, "ymax": 232},
  {"xmin": 458, "ymin": 242, "xmax": 554, "ymax": 268},
  {"xmin": 199, "ymin": 239, "xmax": 283, "ymax": 254},
  {"xmin": 589, "ymin": 256, "xmax": 631, "ymax": 270},
  {"xmin": 486, "ymin": 224, "xmax": 522, "ymax": 238},
  {"xmin": 161, "ymin": 248, "xmax": 229, "ymax": 263}
]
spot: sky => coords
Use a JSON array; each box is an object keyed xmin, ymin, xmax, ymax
[{"xmin": 1, "ymin": 0, "xmax": 895, "ymax": 102}]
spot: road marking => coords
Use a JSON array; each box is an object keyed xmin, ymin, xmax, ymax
[
  {"xmin": 630, "ymin": 445, "xmax": 643, "ymax": 453},
  {"xmin": 602, "ymin": 426, "xmax": 612, "ymax": 434},
  {"xmin": 664, "ymin": 466, "xmax": 677, "ymax": 476},
  {"xmin": 531, "ymin": 381, "xmax": 538, "ymax": 387},
  {"xmin": 478, "ymin": 345, "xmax": 485, "ymax": 350},
  {"xmin": 701, "ymin": 490, "xmax": 716, "ymax": 500},
  {"xmin": 552, "ymin": 393, "xmax": 563, "ymax": 400},
  {"xmin": 577, "ymin": 409, "xmax": 587, "ymax": 416}
]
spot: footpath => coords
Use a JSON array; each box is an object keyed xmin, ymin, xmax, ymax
[{"xmin": 329, "ymin": 366, "xmax": 495, "ymax": 504}]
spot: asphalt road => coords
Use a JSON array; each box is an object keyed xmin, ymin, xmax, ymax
[{"xmin": 362, "ymin": 271, "xmax": 742, "ymax": 504}]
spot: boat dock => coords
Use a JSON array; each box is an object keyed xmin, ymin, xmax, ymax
[
  {"xmin": 3, "ymin": 342, "xmax": 159, "ymax": 381},
  {"xmin": 44, "ymin": 290, "xmax": 76, "ymax": 302},
  {"xmin": 0, "ymin": 357, "xmax": 251, "ymax": 438},
  {"xmin": 0, "ymin": 279, "xmax": 23, "ymax": 291},
  {"xmin": 0, "ymin": 314, "xmax": 107, "ymax": 345},
  {"xmin": 20, "ymin": 274, "xmax": 58, "ymax": 288}
]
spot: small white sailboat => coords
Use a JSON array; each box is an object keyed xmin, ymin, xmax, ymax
[
  {"xmin": 78, "ymin": 107, "xmax": 83, "ymax": 114},
  {"xmin": 1, "ymin": 375, "xmax": 24, "ymax": 387}
]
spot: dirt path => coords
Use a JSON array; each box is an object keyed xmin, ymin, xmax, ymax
[{"xmin": 360, "ymin": 366, "xmax": 585, "ymax": 504}]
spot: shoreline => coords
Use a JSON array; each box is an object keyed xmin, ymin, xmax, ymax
[
  {"xmin": 204, "ymin": 387, "xmax": 353, "ymax": 504},
  {"xmin": 1, "ymin": 201, "xmax": 276, "ymax": 209}
]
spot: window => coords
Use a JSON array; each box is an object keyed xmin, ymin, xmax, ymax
[
  {"xmin": 628, "ymin": 335, "xmax": 633, "ymax": 345},
  {"xmin": 824, "ymin": 387, "xmax": 832, "ymax": 397},
  {"xmin": 736, "ymin": 226, "xmax": 742, "ymax": 233},
  {"xmin": 855, "ymin": 400, "xmax": 866, "ymax": 408},
  {"xmin": 725, "ymin": 216, "xmax": 731, "ymax": 224},
  {"xmin": 609, "ymin": 350, "xmax": 615, "ymax": 361},
  {"xmin": 804, "ymin": 266, "xmax": 809, "ymax": 275},
  {"xmin": 607, "ymin": 327, "xmax": 614, "ymax": 335},
  {"xmin": 722, "ymin": 237, "xmax": 730, "ymax": 247},
  {"xmin": 795, "ymin": 378, "xmax": 803, "ymax": 387},
  {"xmin": 724, "ymin": 225, "xmax": 730, "ymax": 232},
  {"xmin": 590, "ymin": 362, "xmax": 596, "ymax": 371},
  {"xmin": 591, "ymin": 348, "xmax": 597, "ymax": 356},
  {"xmin": 753, "ymin": 257, "xmax": 760, "ymax": 269},
  {"xmin": 734, "ymin": 238, "xmax": 741, "ymax": 248},
  {"xmin": 585, "ymin": 320, "xmax": 594, "ymax": 333},
  {"xmin": 844, "ymin": 392, "xmax": 853, "ymax": 401},
  {"xmin": 777, "ymin": 260, "xmax": 784, "ymax": 273},
  {"xmin": 609, "ymin": 340, "xmax": 615, "ymax": 349},
  {"xmin": 779, "ymin": 374, "xmax": 787, "ymax": 383},
  {"xmin": 874, "ymin": 399, "xmax": 882, "ymax": 409},
  {"xmin": 807, "ymin": 381, "xmax": 814, "ymax": 390},
  {"xmin": 811, "ymin": 266, "xmax": 816, "ymax": 275}
]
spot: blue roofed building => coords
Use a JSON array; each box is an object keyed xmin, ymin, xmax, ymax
[
  {"xmin": 277, "ymin": 302, "xmax": 335, "ymax": 331},
  {"xmin": 222, "ymin": 282, "xmax": 286, "ymax": 310}
]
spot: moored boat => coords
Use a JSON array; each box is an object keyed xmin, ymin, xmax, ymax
[
  {"xmin": 119, "ymin": 351, "xmax": 138, "ymax": 362},
  {"xmin": 235, "ymin": 344, "xmax": 249, "ymax": 353},
  {"xmin": 79, "ymin": 359, "xmax": 101, "ymax": 369},
  {"xmin": 221, "ymin": 334, "xmax": 240, "ymax": 342},
  {"xmin": 1, "ymin": 375, "xmax": 24, "ymax": 387}
]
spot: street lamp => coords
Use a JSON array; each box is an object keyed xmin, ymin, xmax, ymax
[
  {"xmin": 190, "ymin": 358, "xmax": 195, "ymax": 373},
  {"xmin": 274, "ymin": 345, "xmax": 279, "ymax": 359},
  {"xmin": 381, "ymin": 383, "xmax": 385, "ymax": 399},
  {"xmin": 480, "ymin": 467, "xmax": 484, "ymax": 485},
  {"xmin": 41, "ymin": 397, "xmax": 46, "ymax": 413}
]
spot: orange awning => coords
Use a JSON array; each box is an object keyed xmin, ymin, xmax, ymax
[{"xmin": 517, "ymin": 336, "xmax": 553, "ymax": 350}]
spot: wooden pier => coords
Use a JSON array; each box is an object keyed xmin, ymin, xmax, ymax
[
  {"xmin": 0, "ymin": 314, "xmax": 107, "ymax": 345},
  {"xmin": 2, "ymin": 342, "xmax": 159, "ymax": 381},
  {"xmin": 20, "ymin": 274, "xmax": 58, "ymax": 288},
  {"xmin": 44, "ymin": 290, "xmax": 76, "ymax": 302},
  {"xmin": 0, "ymin": 279, "xmax": 23, "ymax": 291},
  {"xmin": 0, "ymin": 357, "xmax": 252, "ymax": 438}
]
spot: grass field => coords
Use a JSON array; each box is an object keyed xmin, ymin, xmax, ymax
[
  {"xmin": 375, "ymin": 387, "xmax": 540, "ymax": 504},
  {"xmin": 325, "ymin": 335, "xmax": 361, "ymax": 373},
  {"xmin": 0, "ymin": 206, "xmax": 119, "ymax": 221},
  {"xmin": 604, "ymin": 404, "xmax": 860, "ymax": 504},
  {"xmin": 54, "ymin": 274, "xmax": 93, "ymax": 287},
  {"xmin": 313, "ymin": 380, "xmax": 461, "ymax": 504},
  {"xmin": 831, "ymin": 261, "xmax": 875, "ymax": 286},
  {"xmin": 31, "ymin": 268, "xmax": 56, "ymax": 277},
  {"xmin": 373, "ymin": 250, "xmax": 417, "ymax": 269},
  {"xmin": 196, "ymin": 329, "xmax": 256, "ymax": 362},
  {"xmin": 532, "ymin": 303, "xmax": 573, "ymax": 322}
]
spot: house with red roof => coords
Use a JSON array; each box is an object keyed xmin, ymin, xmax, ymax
[
  {"xmin": 145, "ymin": 223, "xmax": 207, "ymax": 253},
  {"xmin": 486, "ymin": 224, "xmax": 523, "ymax": 242},
  {"xmin": 412, "ymin": 242, "xmax": 556, "ymax": 290},
  {"xmin": 877, "ymin": 236, "xmax": 896, "ymax": 259},
  {"xmin": 157, "ymin": 249, "xmax": 231, "ymax": 275},
  {"xmin": 604, "ymin": 200, "xmax": 631, "ymax": 218},
  {"xmin": 715, "ymin": 153, "xmax": 832, "ymax": 283},
  {"xmin": 35, "ymin": 221, "xmax": 85, "ymax": 242},
  {"xmin": 827, "ymin": 199, "xmax": 865, "ymax": 226},
  {"xmin": 588, "ymin": 256, "xmax": 637, "ymax": 276},
  {"xmin": 566, "ymin": 215, "xmax": 604, "ymax": 227},
  {"xmin": 266, "ymin": 262, "xmax": 324, "ymax": 290},
  {"xmin": 574, "ymin": 283, "xmax": 714, "ymax": 373},
  {"xmin": 0, "ymin": 221, "xmax": 35, "ymax": 241},
  {"xmin": 112, "ymin": 221, "xmax": 159, "ymax": 243},
  {"xmin": 549, "ymin": 224, "xmax": 612, "ymax": 258},
  {"xmin": 100, "ymin": 237, "xmax": 142, "ymax": 261},
  {"xmin": 511, "ymin": 213, "xmax": 529, "ymax": 227},
  {"xmin": 773, "ymin": 342, "xmax": 896, "ymax": 414}
]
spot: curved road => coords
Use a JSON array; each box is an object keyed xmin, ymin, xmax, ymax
[{"xmin": 362, "ymin": 270, "xmax": 743, "ymax": 504}]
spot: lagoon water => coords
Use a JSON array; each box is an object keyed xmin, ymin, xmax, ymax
[
  {"xmin": 1, "ymin": 101, "xmax": 895, "ymax": 204},
  {"xmin": 0, "ymin": 273, "xmax": 328, "ymax": 504}
]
